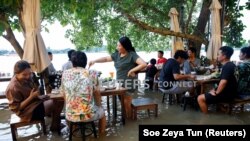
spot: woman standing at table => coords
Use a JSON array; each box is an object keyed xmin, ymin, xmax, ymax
[
  {"xmin": 5, "ymin": 60, "xmax": 53, "ymax": 122},
  {"xmin": 88, "ymin": 36, "xmax": 147, "ymax": 118},
  {"xmin": 60, "ymin": 51, "xmax": 106, "ymax": 134}
]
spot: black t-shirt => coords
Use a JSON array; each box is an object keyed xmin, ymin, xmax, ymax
[
  {"xmin": 219, "ymin": 62, "xmax": 237, "ymax": 99},
  {"xmin": 159, "ymin": 58, "xmax": 180, "ymax": 89},
  {"xmin": 146, "ymin": 65, "xmax": 158, "ymax": 81}
]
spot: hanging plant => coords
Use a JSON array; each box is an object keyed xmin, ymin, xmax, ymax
[{"xmin": 200, "ymin": 55, "xmax": 210, "ymax": 66}]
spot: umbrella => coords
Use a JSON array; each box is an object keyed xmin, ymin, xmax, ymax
[
  {"xmin": 22, "ymin": 0, "xmax": 50, "ymax": 73},
  {"xmin": 206, "ymin": 0, "xmax": 222, "ymax": 61},
  {"xmin": 21, "ymin": 0, "xmax": 50, "ymax": 94},
  {"xmin": 168, "ymin": 8, "xmax": 184, "ymax": 57}
]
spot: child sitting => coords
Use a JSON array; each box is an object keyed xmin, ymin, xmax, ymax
[{"xmin": 145, "ymin": 58, "xmax": 158, "ymax": 90}]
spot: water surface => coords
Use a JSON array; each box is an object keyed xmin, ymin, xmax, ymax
[{"xmin": 0, "ymin": 88, "xmax": 249, "ymax": 141}]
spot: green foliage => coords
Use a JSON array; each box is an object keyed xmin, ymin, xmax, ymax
[
  {"xmin": 0, "ymin": 21, "xmax": 5, "ymax": 36},
  {"xmin": 223, "ymin": 18, "xmax": 246, "ymax": 47},
  {"xmin": 200, "ymin": 55, "xmax": 210, "ymax": 66},
  {"xmin": 223, "ymin": 0, "xmax": 246, "ymax": 47},
  {"xmin": 245, "ymin": 1, "xmax": 250, "ymax": 10},
  {"xmin": 0, "ymin": 0, "xmax": 248, "ymax": 52},
  {"xmin": 41, "ymin": 0, "xmax": 176, "ymax": 52}
]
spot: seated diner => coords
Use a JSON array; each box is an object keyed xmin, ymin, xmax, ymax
[
  {"xmin": 197, "ymin": 46, "xmax": 238, "ymax": 114},
  {"xmin": 60, "ymin": 51, "xmax": 106, "ymax": 134},
  {"xmin": 5, "ymin": 60, "xmax": 54, "ymax": 122},
  {"xmin": 237, "ymin": 46, "xmax": 250, "ymax": 96}
]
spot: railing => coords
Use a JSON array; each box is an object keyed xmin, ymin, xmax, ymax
[{"xmin": 0, "ymin": 77, "xmax": 11, "ymax": 99}]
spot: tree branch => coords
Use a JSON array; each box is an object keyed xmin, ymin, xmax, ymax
[
  {"xmin": 115, "ymin": 8, "xmax": 208, "ymax": 45},
  {"xmin": 185, "ymin": 0, "xmax": 197, "ymax": 33},
  {"xmin": 0, "ymin": 13, "xmax": 23, "ymax": 58}
]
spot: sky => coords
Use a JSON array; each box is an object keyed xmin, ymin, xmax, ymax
[
  {"xmin": 0, "ymin": 0, "xmax": 249, "ymax": 51},
  {"xmin": 0, "ymin": 21, "xmax": 75, "ymax": 51}
]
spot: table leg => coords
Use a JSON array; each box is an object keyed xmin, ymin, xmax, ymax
[
  {"xmin": 50, "ymin": 99, "xmax": 64, "ymax": 134},
  {"xmin": 107, "ymin": 96, "xmax": 110, "ymax": 115},
  {"xmin": 120, "ymin": 95, "xmax": 125, "ymax": 125},
  {"xmin": 112, "ymin": 95, "xmax": 117, "ymax": 118}
]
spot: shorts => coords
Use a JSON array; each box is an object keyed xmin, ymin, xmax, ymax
[
  {"xmin": 205, "ymin": 92, "xmax": 232, "ymax": 104},
  {"xmin": 31, "ymin": 103, "xmax": 45, "ymax": 121},
  {"xmin": 84, "ymin": 106, "xmax": 105, "ymax": 122}
]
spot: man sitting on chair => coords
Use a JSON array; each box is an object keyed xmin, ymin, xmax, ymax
[
  {"xmin": 197, "ymin": 46, "xmax": 238, "ymax": 114},
  {"xmin": 159, "ymin": 50, "xmax": 196, "ymax": 95}
]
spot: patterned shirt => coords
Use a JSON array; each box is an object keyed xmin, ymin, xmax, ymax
[
  {"xmin": 60, "ymin": 67, "xmax": 99, "ymax": 122},
  {"xmin": 237, "ymin": 60, "xmax": 250, "ymax": 95}
]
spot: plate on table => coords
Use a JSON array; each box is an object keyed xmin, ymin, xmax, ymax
[
  {"xmin": 104, "ymin": 86, "xmax": 116, "ymax": 90},
  {"xmin": 51, "ymin": 89, "xmax": 60, "ymax": 94},
  {"xmin": 196, "ymin": 75, "xmax": 212, "ymax": 81}
]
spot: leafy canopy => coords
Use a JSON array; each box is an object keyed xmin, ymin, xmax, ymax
[{"xmin": 0, "ymin": 0, "xmax": 248, "ymax": 53}]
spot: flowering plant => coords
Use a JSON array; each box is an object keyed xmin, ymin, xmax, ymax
[{"xmin": 200, "ymin": 55, "xmax": 210, "ymax": 66}]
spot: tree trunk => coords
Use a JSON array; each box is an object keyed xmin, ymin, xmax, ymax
[
  {"xmin": 0, "ymin": 13, "xmax": 23, "ymax": 58},
  {"xmin": 192, "ymin": 0, "xmax": 211, "ymax": 57},
  {"xmin": 2, "ymin": 26, "xmax": 24, "ymax": 58}
]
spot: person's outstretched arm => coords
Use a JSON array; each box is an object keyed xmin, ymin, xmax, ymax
[{"xmin": 88, "ymin": 56, "xmax": 112, "ymax": 68}]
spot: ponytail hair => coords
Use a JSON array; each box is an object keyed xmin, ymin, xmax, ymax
[{"xmin": 119, "ymin": 36, "xmax": 135, "ymax": 52}]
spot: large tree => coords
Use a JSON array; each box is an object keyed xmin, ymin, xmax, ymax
[{"xmin": 0, "ymin": 0, "xmax": 248, "ymax": 58}]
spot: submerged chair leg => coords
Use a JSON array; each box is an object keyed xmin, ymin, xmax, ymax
[
  {"xmin": 91, "ymin": 121, "xmax": 97, "ymax": 138},
  {"xmin": 68, "ymin": 120, "xmax": 98, "ymax": 141},
  {"xmin": 80, "ymin": 123, "xmax": 86, "ymax": 141},
  {"xmin": 162, "ymin": 93, "xmax": 166, "ymax": 103},
  {"xmin": 69, "ymin": 122, "xmax": 73, "ymax": 141},
  {"xmin": 169, "ymin": 94, "xmax": 173, "ymax": 105}
]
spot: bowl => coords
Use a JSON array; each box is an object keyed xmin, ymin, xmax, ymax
[{"xmin": 194, "ymin": 67, "xmax": 208, "ymax": 75}]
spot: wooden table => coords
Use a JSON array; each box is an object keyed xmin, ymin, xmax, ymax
[
  {"xmin": 195, "ymin": 75, "xmax": 220, "ymax": 95},
  {"xmin": 47, "ymin": 93, "xmax": 64, "ymax": 134},
  {"xmin": 48, "ymin": 87, "xmax": 127, "ymax": 133},
  {"xmin": 100, "ymin": 87, "xmax": 126, "ymax": 125}
]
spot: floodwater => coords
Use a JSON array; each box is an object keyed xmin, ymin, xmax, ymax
[
  {"xmin": 0, "ymin": 50, "xmax": 246, "ymax": 140},
  {"xmin": 1, "ymin": 87, "xmax": 250, "ymax": 141}
]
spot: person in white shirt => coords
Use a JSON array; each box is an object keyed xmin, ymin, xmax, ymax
[
  {"xmin": 62, "ymin": 49, "xmax": 75, "ymax": 71},
  {"xmin": 48, "ymin": 52, "xmax": 56, "ymax": 75}
]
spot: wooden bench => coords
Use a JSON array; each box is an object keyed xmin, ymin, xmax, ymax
[
  {"xmin": 131, "ymin": 98, "xmax": 158, "ymax": 120},
  {"xmin": 10, "ymin": 114, "xmax": 46, "ymax": 141},
  {"xmin": 217, "ymin": 96, "xmax": 250, "ymax": 114}
]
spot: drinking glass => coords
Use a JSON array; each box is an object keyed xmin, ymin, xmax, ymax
[{"xmin": 109, "ymin": 71, "xmax": 114, "ymax": 79}]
